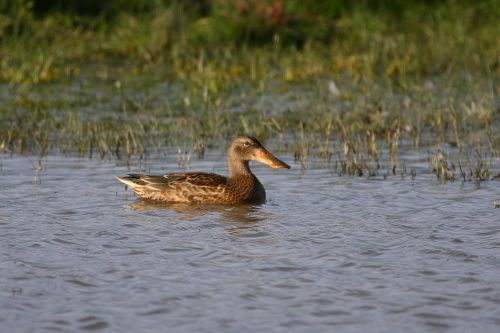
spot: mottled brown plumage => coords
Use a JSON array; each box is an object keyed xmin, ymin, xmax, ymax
[{"xmin": 116, "ymin": 136, "xmax": 290, "ymax": 204}]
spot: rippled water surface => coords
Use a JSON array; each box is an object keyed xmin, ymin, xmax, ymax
[{"xmin": 1, "ymin": 153, "xmax": 500, "ymax": 333}]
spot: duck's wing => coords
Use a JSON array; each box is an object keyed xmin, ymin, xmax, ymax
[
  {"xmin": 134, "ymin": 172, "xmax": 226, "ymax": 187},
  {"xmin": 116, "ymin": 172, "xmax": 229, "ymax": 203}
]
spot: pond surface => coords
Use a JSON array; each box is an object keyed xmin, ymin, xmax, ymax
[{"xmin": 1, "ymin": 152, "xmax": 500, "ymax": 333}]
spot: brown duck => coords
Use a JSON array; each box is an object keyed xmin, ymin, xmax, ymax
[{"xmin": 116, "ymin": 136, "xmax": 290, "ymax": 204}]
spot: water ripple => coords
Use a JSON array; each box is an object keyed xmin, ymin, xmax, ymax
[{"xmin": 1, "ymin": 155, "xmax": 500, "ymax": 333}]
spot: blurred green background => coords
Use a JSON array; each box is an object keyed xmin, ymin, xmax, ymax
[{"xmin": 1, "ymin": 0, "xmax": 498, "ymax": 83}]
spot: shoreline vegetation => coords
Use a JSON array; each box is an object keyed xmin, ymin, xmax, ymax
[{"xmin": 0, "ymin": 0, "xmax": 499, "ymax": 180}]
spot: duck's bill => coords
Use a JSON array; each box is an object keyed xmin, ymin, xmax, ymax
[{"xmin": 253, "ymin": 149, "xmax": 291, "ymax": 169}]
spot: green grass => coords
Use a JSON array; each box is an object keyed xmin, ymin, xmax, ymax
[
  {"xmin": 0, "ymin": 1, "xmax": 499, "ymax": 179},
  {"xmin": 1, "ymin": 1, "xmax": 498, "ymax": 84}
]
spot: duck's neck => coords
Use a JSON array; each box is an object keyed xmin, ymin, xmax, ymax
[{"xmin": 227, "ymin": 157, "xmax": 252, "ymax": 179}]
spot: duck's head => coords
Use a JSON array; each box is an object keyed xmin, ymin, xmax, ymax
[{"xmin": 228, "ymin": 136, "xmax": 290, "ymax": 169}]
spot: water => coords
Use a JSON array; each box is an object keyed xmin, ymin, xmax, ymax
[{"xmin": 1, "ymin": 152, "xmax": 500, "ymax": 333}]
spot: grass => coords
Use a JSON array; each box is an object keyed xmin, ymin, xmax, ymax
[
  {"xmin": 0, "ymin": 1, "xmax": 499, "ymax": 180},
  {"xmin": 0, "ymin": 70, "xmax": 498, "ymax": 180},
  {"xmin": 1, "ymin": 1, "xmax": 499, "ymax": 84}
]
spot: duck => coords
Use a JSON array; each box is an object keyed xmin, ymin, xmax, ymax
[{"xmin": 116, "ymin": 136, "xmax": 290, "ymax": 204}]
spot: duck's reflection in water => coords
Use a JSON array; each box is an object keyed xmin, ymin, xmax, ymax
[
  {"xmin": 129, "ymin": 200, "xmax": 279, "ymax": 258},
  {"xmin": 129, "ymin": 199, "xmax": 271, "ymax": 224}
]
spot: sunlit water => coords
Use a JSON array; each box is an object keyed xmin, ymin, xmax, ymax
[{"xmin": 1, "ymin": 152, "xmax": 500, "ymax": 333}]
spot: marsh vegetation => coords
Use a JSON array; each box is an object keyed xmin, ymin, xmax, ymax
[{"xmin": 1, "ymin": 0, "xmax": 499, "ymax": 180}]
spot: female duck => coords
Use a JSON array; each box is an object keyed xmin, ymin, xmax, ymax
[{"xmin": 116, "ymin": 136, "xmax": 290, "ymax": 204}]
